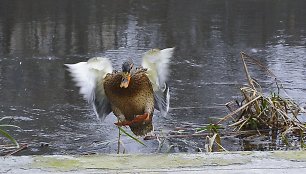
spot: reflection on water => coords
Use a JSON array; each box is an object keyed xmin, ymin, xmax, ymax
[{"xmin": 0, "ymin": 0, "xmax": 306, "ymax": 154}]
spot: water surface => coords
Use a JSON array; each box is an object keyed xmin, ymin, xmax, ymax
[{"xmin": 0, "ymin": 0, "xmax": 306, "ymax": 154}]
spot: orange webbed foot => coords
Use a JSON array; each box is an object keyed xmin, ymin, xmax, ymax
[
  {"xmin": 133, "ymin": 113, "xmax": 150, "ymax": 123},
  {"xmin": 114, "ymin": 113, "xmax": 150, "ymax": 126},
  {"xmin": 114, "ymin": 120, "xmax": 133, "ymax": 126}
]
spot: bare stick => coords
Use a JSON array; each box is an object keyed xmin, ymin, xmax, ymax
[
  {"xmin": 117, "ymin": 119, "xmax": 121, "ymax": 154},
  {"xmin": 240, "ymin": 52, "xmax": 255, "ymax": 89},
  {"xmin": 5, "ymin": 144, "xmax": 27, "ymax": 156},
  {"xmin": 217, "ymin": 95, "xmax": 261, "ymax": 124}
]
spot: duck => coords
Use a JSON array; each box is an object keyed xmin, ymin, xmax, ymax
[{"xmin": 65, "ymin": 48, "xmax": 174, "ymax": 136}]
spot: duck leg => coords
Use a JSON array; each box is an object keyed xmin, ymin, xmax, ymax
[
  {"xmin": 114, "ymin": 114, "xmax": 132, "ymax": 126},
  {"xmin": 112, "ymin": 106, "xmax": 131, "ymax": 126},
  {"xmin": 131, "ymin": 105, "xmax": 153, "ymax": 123},
  {"xmin": 115, "ymin": 113, "xmax": 150, "ymax": 126},
  {"xmin": 115, "ymin": 120, "xmax": 133, "ymax": 126},
  {"xmin": 133, "ymin": 113, "xmax": 150, "ymax": 122},
  {"xmin": 126, "ymin": 104, "xmax": 153, "ymax": 125}
]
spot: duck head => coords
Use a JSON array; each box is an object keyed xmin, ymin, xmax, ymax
[{"xmin": 120, "ymin": 60, "xmax": 134, "ymax": 88}]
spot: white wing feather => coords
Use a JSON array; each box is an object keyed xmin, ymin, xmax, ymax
[
  {"xmin": 142, "ymin": 48, "xmax": 174, "ymax": 90},
  {"xmin": 65, "ymin": 57, "xmax": 112, "ymax": 102},
  {"xmin": 141, "ymin": 48, "xmax": 174, "ymax": 116},
  {"xmin": 65, "ymin": 57, "xmax": 113, "ymax": 119}
]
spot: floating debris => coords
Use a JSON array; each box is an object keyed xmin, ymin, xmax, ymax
[{"xmin": 218, "ymin": 52, "xmax": 306, "ymax": 149}]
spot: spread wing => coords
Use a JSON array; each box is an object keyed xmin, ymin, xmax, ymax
[
  {"xmin": 141, "ymin": 48, "xmax": 174, "ymax": 116},
  {"xmin": 65, "ymin": 57, "xmax": 113, "ymax": 120}
]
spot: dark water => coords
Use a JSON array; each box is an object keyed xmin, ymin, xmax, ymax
[{"xmin": 0, "ymin": 0, "xmax": 306, "ymax": 154}]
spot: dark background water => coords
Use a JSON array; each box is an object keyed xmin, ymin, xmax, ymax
[{"xmin": 0, "ymin": 0, "xmax": 306, "ymax": 154}]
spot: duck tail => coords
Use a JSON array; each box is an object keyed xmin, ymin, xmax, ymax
[{"xmin": 129, "ymin": 121, "xmax": 153, "ymax": 136}]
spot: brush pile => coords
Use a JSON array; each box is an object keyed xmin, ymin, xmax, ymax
[{"xmin": 218, "ymin": 52, "xmax": 306, "ymax": 146}]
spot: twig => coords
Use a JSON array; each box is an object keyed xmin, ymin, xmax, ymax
[
  {"xmin": 5, "ymin": 144, "xmax": 27, "ymax": 156},
  {"xmin": 117, "ymin": 124, "xmax": 121, "ymax": 154},
  {"xmin": 240, "ymin": 52, "xmax": 255, "ymax": 89},
  {"xmin": 217, "ymin": 95, "xmax": 261, "ymax": 124},
  {"xmin": 240, "ymin": 52, "xmax": 276, "ymax": 78},
  {"xmin": 241, "ymin": 52, "xmax": 262, "ymax": 113}
]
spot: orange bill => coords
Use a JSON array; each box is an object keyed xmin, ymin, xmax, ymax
[{"xmin": 120, "ymin": 73, "xmax": 131, "ymax": 88}]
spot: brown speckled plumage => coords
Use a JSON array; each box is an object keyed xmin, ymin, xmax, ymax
[
  {"xmin": 103, "ymin": 69, "xmax": 154, "ymax": 135},
  {"xmin": 66, "ymin": 48, "xmax": 173, "ymax": 137}
]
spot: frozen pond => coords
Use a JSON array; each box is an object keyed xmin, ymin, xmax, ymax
[{"xmin": 0, "ymin": 0, "xmax": 306, "ymax": 154}]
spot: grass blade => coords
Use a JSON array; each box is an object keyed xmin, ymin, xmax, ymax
[
  {"xmin": 0, "ymin": 128, "xmax": 19, "ymax": 148},
  {"xmin": 0, "ymin": 117, "xmax": 12, "ymax": 122},
  {"xmin": 0, "ymin": 125, "xmax": 21, "ymax": 129},
  {"xmin": 117, "ymin": 126, "xmax": 147, "ymax": 147}
]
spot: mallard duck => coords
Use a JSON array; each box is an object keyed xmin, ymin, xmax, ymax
[{"xmin": 65, "ymin": 48, "xmax": 174, "ymax": 136}]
